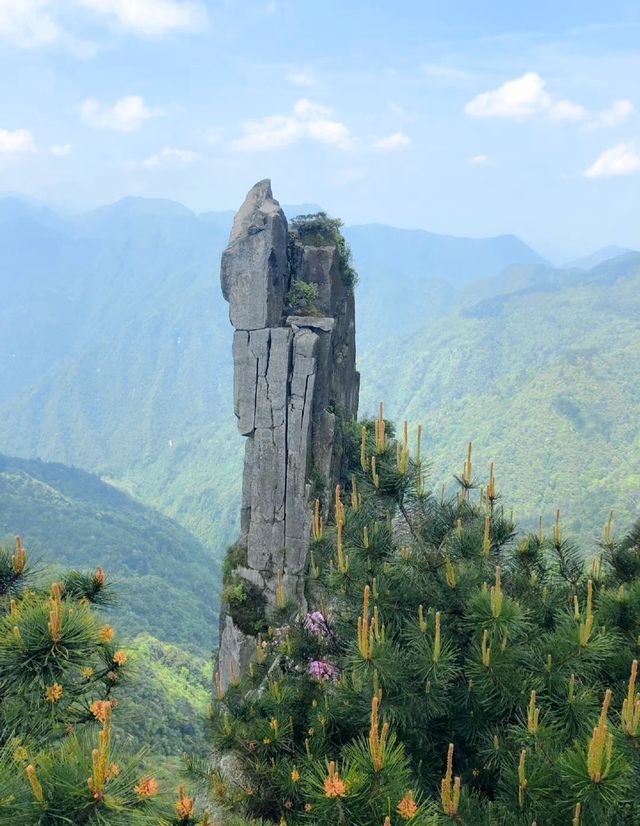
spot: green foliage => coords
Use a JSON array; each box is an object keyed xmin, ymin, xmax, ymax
[
  {"xmin": 222, "ymin": 577, "xmax": 267, "ymax": 636},
  {"xmin": 0, "ymin": 545, "xmax": 30, "ymax": 598},
  {"xmin": 223, "ymin": 543, "xmax": 249, "ymax": 584},
  {"xmin": 0, "ymin": 544, "xmax": 211, "ymax": 825},
  {"xmin": 0, "ymin": 454, "xmax": 219, "ymax": 649},
  {"xmin": 206, "ymin": 419, "xmax": 640, "ymax": 825},
  {"xmin": 62, "ymin": 569, "xmax": 117, "ymax": 608},
  {"xmin": 0, "ymin": 465, "xmax": 220, "ymax": 761},
  {"xmin": 292, "ymin": 212, "xmax": 359, "ymax": 288},
  {"xmin": 336, "ymin": 232, "xmax": 358, "ymax": 288},
  {"xmin": 118, "ymin": 634, "xmax": 213, "ymax": 758},
  {"xmin": 291, "ymin": 213, "xmax": 344, "ymax": 246},
  {"xmin": 0, "ymin": 545, "xmax": 121, "ymax": 743},
  {"xmin": 308, "ymin": 464, "xmax": 327, "ymax": 502},
  {"xmin": 286, "ymin": 279, "xmax": 320, "ymax": 314},
  {"xmin": 0, "ymin": 735, "xmax": 165, "ymax": 826},
  {"xmin": 359, "ymin": 253, "xmax": 640, "ymax": 547}
]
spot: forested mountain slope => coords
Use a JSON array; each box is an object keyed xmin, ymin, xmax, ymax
[
  {"xmin": 359, "ymin": 251, "xmax": 640, "ymax": 540},
  {"xmin": 0, "ymin": 196, "xmax": 546, "ymax": 553},
  {"xmin": 1, "ymin": 196, "xmax": 637, "ymax": 553},
  {"xmin": 0, "ymin": 197, "xmax": 238, "ymax": 548},
  {"xmin": 0, "ymin": 453, "xmax": 218, "ymax": 649}
]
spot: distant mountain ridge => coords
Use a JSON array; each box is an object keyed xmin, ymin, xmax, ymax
[
  {"xmin": 0, "ymin": 193, "xmax": 636, "ymax": 562},
  {"xmin": 563, "ymin": 245, "xmax": 635, "ymax": 271},
  {"xmin": 344, "ymin": 223, "xmax": 545, "ymax": 346},
  {"xmin": 0, "ymin": 195, "xmax": 549, "ymax": 555},
  {"xmin": 345, "ymin": 223, "xmax": 545, "ymax": 286}
]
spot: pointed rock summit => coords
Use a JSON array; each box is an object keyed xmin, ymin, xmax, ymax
[
  {"xmin": 220, "ymin": 179, "xmax": 289, "ymax": 330},
  {"xmin": 217, "ymin": 181, "xmax": 359, "ymax": 690}
]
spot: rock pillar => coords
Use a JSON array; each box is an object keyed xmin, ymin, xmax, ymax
[{"xmin": 217, "ymin": 180, "xmax": 358, "ymax": 690}]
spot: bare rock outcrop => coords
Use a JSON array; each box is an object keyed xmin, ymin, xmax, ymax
[{"xmin": 217, "ymin": 180, "xmax": 358, "ymax": 691}]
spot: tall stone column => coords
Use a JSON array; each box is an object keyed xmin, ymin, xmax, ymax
[{"xmin": 217, "ymin": 180, "xmax": 359, "ymax": 690}]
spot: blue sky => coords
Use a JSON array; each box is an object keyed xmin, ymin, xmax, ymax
[{"xmin": 1, "ymin": 0, "xmax": 639, "ymax": 259}]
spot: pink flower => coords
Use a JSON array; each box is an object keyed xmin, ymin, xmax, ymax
[
  {"xmin": 304, "ymin": 611, "xmax": 333, "ymax": 637},
  {"xmin": 307, "ymin": 660, "xmax": 340, "ymax": 682}
]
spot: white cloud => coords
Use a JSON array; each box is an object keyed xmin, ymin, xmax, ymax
[
  {"xmin": 51, "ymin": 143, "xmax": 72, "ymax": 156},
  {"xmin": 0, "ymin": 0, "xmax": 205, "ymax": 52},
  {"xmin": 583, "ymin": 142, "xmax": 640, "ymax": 178},
  {"xmin": 80, "ymin": 95, "xmax": 163, "ymax": 131},
  {"xmin": 142, "ymin": 146, "xmax": 199, "ymax": 167},
  {"xmin": 233, "ymin": 99, "xmax": 354, "ymax": 152},
  {"xmin": 76, "ymin": 0, "xmax": 207, "ymax": 36},
  {"xmin": 0, "ymin": 127, "xmax": 36, "ymax": 154},
  {"xmin": 593, "ymin": 99, "xmax": 634, "ymax": 128},
  {"xmin": 465, "ymin": 72, "xmax": 586, "ymax": 121},
  {"xmin": 469, "ymin": 154, "xmax": 490, "ymax": 165},
  {"xmin": 0, "ymin": 0, "xmax": 60, "ymax": 47},
  {"xmin": 374, "ymin": 131, "xmax": 411, "ymax": 151},
  {"xmin": 465, "ymin": 72, "xmax": 635, "ymax": 129},
  {"xmin": 286, "ymin": 70, "xmax": 315, "ymax": 87},
  {"xmin": 548, "ymin": 99, "xmax": 588, "ymax": 122}
]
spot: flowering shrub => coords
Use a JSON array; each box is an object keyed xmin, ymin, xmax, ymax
[
  {"xmin": 306, "ymin": 660, "xmax": 340, "ymax": 682},
  {"xmin": 303, "ymin": 611, "xmax": 333, "ymax": 638}
]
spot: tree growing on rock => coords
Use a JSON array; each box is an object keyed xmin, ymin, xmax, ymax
[
  {"xmin": 202, "ymin": 406, "xmax": 640, "ymax": 825},
  {"xmin": 286, "ymin": 279, "xmax": 320, "ymax": 315}
]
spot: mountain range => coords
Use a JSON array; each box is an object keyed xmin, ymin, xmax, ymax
[
  {"xmin": 1, "ymin": 193, "xmax": 638, "ymax": 582},
  {"xmin": 359, "ymin": 252, "xmax": 640, "ymax": 540}
]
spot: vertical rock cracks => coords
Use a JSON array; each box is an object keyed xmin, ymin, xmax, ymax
[{"xmin": 217, "ymin": 180, "xmax": 359, "ymax": 690}]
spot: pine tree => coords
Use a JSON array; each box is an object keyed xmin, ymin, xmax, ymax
[
  {"xmin": 204, "ymin": 408, "xmax": 640, "ymax": 826},
  {"xmin": 0, "ymin": 538, "xmax": 210, "ymax": 825}
]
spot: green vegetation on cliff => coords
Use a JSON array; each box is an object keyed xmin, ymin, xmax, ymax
[{"xmin": 204, "ymin": 413, "xmax": 640, "ymax": 826}]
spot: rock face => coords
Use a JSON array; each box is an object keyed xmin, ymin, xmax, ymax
[{"xmin": 217, "ymin": 180, "xmax": 359, "ymax": 691}]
